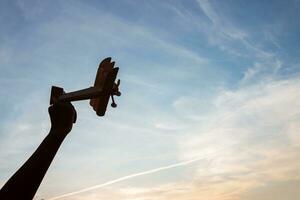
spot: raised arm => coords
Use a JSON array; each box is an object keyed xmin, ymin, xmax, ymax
[{"xmin": 0, "ymin": 102, "xmax": 76, "ymax": 200}]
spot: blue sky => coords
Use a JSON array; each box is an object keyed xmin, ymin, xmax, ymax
[{"xmin": 1, "ymin": 0, "xmax": 300, "ymax": 199}]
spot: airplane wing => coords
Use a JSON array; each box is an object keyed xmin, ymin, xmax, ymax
[
  {"xmin": 91, "ymin": 67, "xmax": 119, "ymax": 116},
  {"xmin": 94, "ymin": 57, "xmax": 115, "ymax": 88},
  {"xmin": 90, "ymin": 57, "xmax": 115, "ymax": 108}
]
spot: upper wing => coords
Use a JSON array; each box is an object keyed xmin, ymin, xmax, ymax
[
  {"xmin": 90, "ymin": 57, "xmax": 115, "ymax": 108},
  {"xmin": 91, "ymin": 67, "xmax": 119, "ymax": 116},
  {"xmin": 93, "ymin": 57, "xmax": 115, "ymax": 88}
]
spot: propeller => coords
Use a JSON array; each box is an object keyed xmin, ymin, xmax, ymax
[{"xmin": 111, "ymin": 79, "xmax": 121, "ymax": 108}]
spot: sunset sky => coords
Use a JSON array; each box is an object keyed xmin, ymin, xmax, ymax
[{"xmin": 1, "ymin": 0, "xmax": 300, "ymax": 199}]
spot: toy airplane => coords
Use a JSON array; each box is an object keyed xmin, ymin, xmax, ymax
[{"xmin": 50, "ymin": 57, "xmax": 121, "ymax": 116}]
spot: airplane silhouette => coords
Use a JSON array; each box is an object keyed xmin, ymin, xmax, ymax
[
  {"xmin": 50, "ymin": 57, "xmax": 121, "ymax": 116},
  {"xmin": 0, "ymin": 57, "xmax": 122, "ymax": 200}
]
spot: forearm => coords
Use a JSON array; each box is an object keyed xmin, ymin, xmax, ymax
[{"xmin": 0, "ymin": 130, "xmax": 67, "ymax": 200}]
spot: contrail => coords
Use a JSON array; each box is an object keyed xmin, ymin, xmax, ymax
[{"xmin": 48, "ymin": 157, "xmax": 202, "ymax": 200}]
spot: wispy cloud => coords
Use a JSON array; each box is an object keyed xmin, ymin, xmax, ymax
[
  {"xmin": 52, "ymin": 75, "xmax": 300, "ymax": 200},
  {"xmin": 1, "ymin": 1, "xmax": 300, "ymax": 200},
  {"xmin": 176, "ymin": 75, "xmax": 300, "ymax": 199},
  {"xmin": 48, "ymin": 156, "xmax": 203, "ymax": 200}
]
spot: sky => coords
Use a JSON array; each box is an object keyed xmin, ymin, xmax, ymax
[{"xmin": 0, "ymin": 0, "xmax": 300, "ymax": 199}]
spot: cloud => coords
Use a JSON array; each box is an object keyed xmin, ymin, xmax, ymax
[
  {"xmin": 1, "ymin": 1, "xmax": 299, "ymax": 200},
  {"xmin": 177, "ymin": 75, "xmax": 300, "ymax": 199},
  {"xmin": 196, "ymin": 0, "xmax": 278, "ymax": 64},
  {"xmin": 241, "ymin": 59, "xmax": 282, "ymax": 84},
  {"xmin": 48, "ymin": 156, "xmax": 203, "ymax": 200},
  {"xmin": 42, "ymin": 73, "xmax": 300, "ymax": 200}
]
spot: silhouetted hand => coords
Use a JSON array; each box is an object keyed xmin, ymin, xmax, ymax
[{"xmin": 48, "ymin": 102, "xmax": 77, "ymax": 136}]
